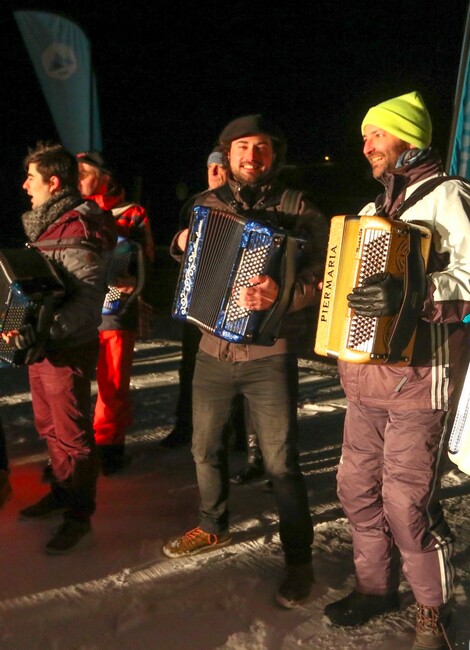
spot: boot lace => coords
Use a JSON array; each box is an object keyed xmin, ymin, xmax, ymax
[
  {"xmin": 416, "ymin": 604, "xmax": 453, "ymax": 650},
  {"xmin": 178, "ymin": 527, "xmax": 218, "ymax": 550}
]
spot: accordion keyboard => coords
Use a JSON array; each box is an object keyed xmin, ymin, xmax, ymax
[
  {"xmin": 224, "ymin": 233, "xmax": 272, "ymax": 331},
  {"xmin": 347, "ymin": 229, "xmax": 390, "ymax": 351}
]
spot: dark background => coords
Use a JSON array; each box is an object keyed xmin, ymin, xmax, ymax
[{"xmin": 1, "ymin": 0, "xmax": 468, "ymax": 247}]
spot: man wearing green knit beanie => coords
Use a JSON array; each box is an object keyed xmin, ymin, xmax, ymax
[
  {"xmin": 362, "ymin": 90, "xmax": 432, "ymax": 149},
  {"xmin": 323, "ymin": 91, "xmax": 470, "ymax": 650}
]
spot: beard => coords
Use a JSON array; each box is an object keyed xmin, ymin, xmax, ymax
[{"xmin": 232, "ymin": 166, "xmax": 270, "ymax": 186}]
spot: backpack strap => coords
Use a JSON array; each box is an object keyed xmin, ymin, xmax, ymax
[
  {"xmin": 279, "ymin": 188, "xmax": 303, "ymax": 215},
  {"xmin": 277, "ymin": 189, "xmax": 303, "ymax": 229}
]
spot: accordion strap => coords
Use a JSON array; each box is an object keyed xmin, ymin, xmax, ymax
[
  {"xmin": 254, "ymin": 235, "xmax": 300, "ymax": 345},
  {"xmin": 23, "ymin": 294, "xmax": 56, "ymax": 365},
  {"xmin": 386, "ymin": 225, "xmax": 428, "ymax": 363}
]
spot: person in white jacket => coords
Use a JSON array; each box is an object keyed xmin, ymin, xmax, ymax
[{"xmin": 323, "ymin": 92, "xmax": 470, "ymax": 650}]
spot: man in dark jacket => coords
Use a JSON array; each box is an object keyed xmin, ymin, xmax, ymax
[
  {"xmin": 323, "ymin": 92, "xmax": 470, "ymax": 650},
  {"xmin": 163, "ymin": 115, "xmax": 328, "ymax": 609},
  {"xmin": 3, "ymin": 142, "xmax": 116, "ymax": 554}
]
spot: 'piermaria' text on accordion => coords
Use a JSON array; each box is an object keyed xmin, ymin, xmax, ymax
[
  {"xmin": 172, "ymin": 206, "xmax": 306, "ymax": 345},
  {"xmin": 314, "ymin": 215, "xmax": 432, "ymax": 365}
]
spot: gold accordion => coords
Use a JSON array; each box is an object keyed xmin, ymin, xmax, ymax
[{"xmin": 314, "ymin": 215, "xmax": 432, "ymax": 365}]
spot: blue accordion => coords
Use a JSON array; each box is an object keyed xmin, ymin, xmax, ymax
[{"xmin": 172, "ymin": 205, "xmax": 305, "ymax": 345}]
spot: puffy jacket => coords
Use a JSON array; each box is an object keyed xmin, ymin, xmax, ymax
[
  {"xmin": 338, "ymin": 163, "xmax": 470, "ymax": 411},
  {"xmin": 33, "ymin": 199, "xmax": 116, "ymax": 351},
  {"xmin": 171, "ymin": 176, "xmax": 328, "ymax": 361}
]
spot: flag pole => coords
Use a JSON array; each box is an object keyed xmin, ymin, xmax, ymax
[{"xmin": 446, "ymin": 3, "xmax": 470, "ymax": 174}]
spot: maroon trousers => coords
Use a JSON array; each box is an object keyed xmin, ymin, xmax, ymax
[
  {"xmin": 337, "ymin": 401, "xmax": 454, "ymax": 606},
  {"xmin": 28, "ymin": 341, "xmax": 99, "ymax": 519}
]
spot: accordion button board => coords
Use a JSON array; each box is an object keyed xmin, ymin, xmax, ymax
[
  {"xmin": 172, "ymin": 205, "xmax": 305, "ymax": 345},
  {"xmin": 314, "ymin": 214, "xmax": 431, "ymax": 365}
]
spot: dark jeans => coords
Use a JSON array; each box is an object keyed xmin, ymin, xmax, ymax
[
  {"xmin": 174, "ymin": 322, "xmax": 201, "ymax": 431},
  {"xmin": 28, "ymin": 341, "xmax": 99, "ymax": 519},
  {"xmin": 174, "ymin": 323, "xmax": 248, "ymax": 449},
  {"xmin": 192, "ymin": 351, "xmax": 313, "ymax": 565}
]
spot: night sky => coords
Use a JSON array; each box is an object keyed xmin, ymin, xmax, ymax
[{"xmin": 2, "ymin": 0, "xmax": 468, "ymax": 246}]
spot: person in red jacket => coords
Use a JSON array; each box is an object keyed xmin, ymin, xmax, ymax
[
  {"xmin": 3, "ymin": 141, "xmax": 116, "ymax": 553},
  {"xmin": 77, "ymin": 152, "xmax": 155, "ymax": 475}
]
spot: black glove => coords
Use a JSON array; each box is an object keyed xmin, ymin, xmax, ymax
[
  {"xmin": 347, "ymin": 272, "xmax": 403, "ymax": 318},
  {"xmin": 13, "ymin": 324, "xmax": 36, "ymax": 349}
]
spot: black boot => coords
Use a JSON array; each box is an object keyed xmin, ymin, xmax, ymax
[
  {"xmin": 276, "ymin": 563, "xmax": 315, "ymax": 608},
  {"xmin": 324, "ymin": 589, "xmax": 400, "ymax": 627},
  {"xmin": 42, "ymin": 458, "xmax": 54, "ymax": 483},
  {"xmin": 230, "ymin": 432, "xmax": 264, "ymax": 485},
  {"xmin": 98, "ymin": 444, "xmax": 131, "ymax": 475}
]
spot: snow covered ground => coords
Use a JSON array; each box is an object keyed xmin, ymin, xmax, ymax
[{"xmin": 1, "ymin": 334, "xmax": 469, "ymax": 650}]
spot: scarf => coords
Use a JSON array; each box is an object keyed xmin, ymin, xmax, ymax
[
  {"xmin": 22, "ymin": 189, "xmax": 82, "ymax": 243},
  {"xmin": 375, "ymin": 147, "xmax": 443, "ymax": 218}
]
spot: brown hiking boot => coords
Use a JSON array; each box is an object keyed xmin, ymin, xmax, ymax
[{"xmin": 412, "ymin": 603, "xmax": 451, "ymax": 650}]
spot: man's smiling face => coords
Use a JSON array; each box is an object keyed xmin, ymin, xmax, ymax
[
  {"xmin": 228, "ymin": 134, "xmax": 274, "ymax": 185},
  {"xmin": 362, "ymin": 124, "xmax": 413, "ymax": 179}
]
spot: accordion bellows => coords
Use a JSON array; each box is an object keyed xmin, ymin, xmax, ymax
[
  {"xmin": 172, "ymin": 205, "xmax": 305, "ymax": 346},
  {"xmin": 314, "ymin": 215, "xmax": 432, "ymax": 365}
]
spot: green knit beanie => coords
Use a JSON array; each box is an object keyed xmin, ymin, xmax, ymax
[{"xmin": 361, "ymin": 91, "xmax": 432, "ymax": 148}]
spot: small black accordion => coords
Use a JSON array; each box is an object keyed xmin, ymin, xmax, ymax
[
  {"xmin": 172, "ymin": 205, "xmax": 305, "ymax": 345},
  {"xmin": 0, "ymin": 248, "xmax": 65, "ymax": 366}
]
